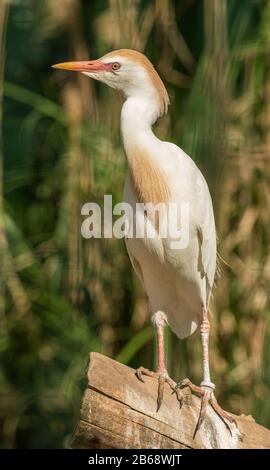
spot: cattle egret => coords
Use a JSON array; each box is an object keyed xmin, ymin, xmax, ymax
[{"xmin": 53, "ymin": 50, "xmax": 236, "ymax": 435}]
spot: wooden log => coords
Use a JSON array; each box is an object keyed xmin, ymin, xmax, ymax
[{"xmin": 70, "ymin": 352, "xmax": 270, "ymax": 449}]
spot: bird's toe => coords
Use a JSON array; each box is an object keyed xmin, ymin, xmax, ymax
[
  {"xmin": 135, "ymin": 367, "xmax": 183, "ymax": 411},
  {"xmin": 175, "ymin": 378, "xmax": 238, "ymax": 437},
  {"xmin": 135, "ymin": 366, "xmax": 155, "ymax": 383}
]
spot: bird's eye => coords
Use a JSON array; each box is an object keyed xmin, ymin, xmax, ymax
[{"xmin": 112, "ymin": 62, "xmax": 121, "ymax": 71}]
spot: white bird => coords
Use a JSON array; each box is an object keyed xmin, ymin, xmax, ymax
[{"xmin": 53, "ymin": 50, "xmax": 236, "ymax": 434}]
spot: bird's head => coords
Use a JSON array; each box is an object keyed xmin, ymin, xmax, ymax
[{"xmin": 52, "ymin": 49, "xmax": 169, "ymax": 117}]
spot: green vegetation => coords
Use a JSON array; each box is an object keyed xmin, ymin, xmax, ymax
[{"xmin": 0, "ymin": 0, "xmax": 269, "ymax": 448}]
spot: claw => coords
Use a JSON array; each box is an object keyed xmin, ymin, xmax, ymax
[
  {"xmin": 210, "ymin": 394, "xmax": 237, "ymax": 436},
  {"xmin": 176, "ymin": 378, "xmax": 191, "ymax": 390},
  {"xmin": 176, "ymin": 377, "xmax": 238, "ymax": 438},
  {"xmin": 177, "ymin": 378, "xmax": 204, "ymax": 396},
  {"xmin": 135, "ymin": 368, "xmax": 145, "ymax": 383},
  {"xmin": 193, "ymin": 388, "xmax": 210, "ymax": 438},
  {"xmin": 173, "ymin": 382, "xmax": 191, "ymax": 406},
  {"xmin": 157, "ymin": 375, "xmax": 165, "ymax": 411},
  {"xmin": 172, "ymin": 388, "xmax": 184, "ymax": 407},
  {"xmin": 136, "ymin": 366, "xmax": 155, "ymax": 383},
  {"xmin": 135, "ymin": 366, "xmax": 183, "ymax": 411}
]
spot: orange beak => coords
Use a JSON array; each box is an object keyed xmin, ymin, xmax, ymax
[{"xmin": 52, "ymin": 60, "xmax": 109, "ymax": 72}]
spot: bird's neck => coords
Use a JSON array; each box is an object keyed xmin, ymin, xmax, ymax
[
  {"xmin": 121, "ymin": 97, "xmax": 170, "ymax": 205},
  {"xmin": 121, "ymin": 96, "xmax": 159, "ymax": 157}
]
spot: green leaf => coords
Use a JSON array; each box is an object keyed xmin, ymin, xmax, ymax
[
  {"xmin": 115, "ymin": 326, "xmax": 155, "ymax": 364},
  {"xmin": 4, "ymin": 82, "xmax": 66, "ymax": 124}
]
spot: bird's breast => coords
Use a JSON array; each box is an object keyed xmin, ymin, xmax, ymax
[{"xmin": 128, "ymin": 151, "xmax": 170, "ymax": 206}]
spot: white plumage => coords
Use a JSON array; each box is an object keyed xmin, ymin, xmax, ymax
[{"xmin": 123, "ymin": 125, "xmax": 217, "ymax": 339}]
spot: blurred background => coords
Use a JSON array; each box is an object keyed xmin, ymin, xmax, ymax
[{"xmin": 0, "ymin": 0, "xmax": 270, "ymax": 448}]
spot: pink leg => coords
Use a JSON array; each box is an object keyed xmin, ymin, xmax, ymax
[
  {"xmin": 200, "ymin": 307, "xmax": 215, "ymax": 390},
  {"xmin": 156, "ymin": 312, "xmax": 166, "ymax": 373},
  {"xmin": 176, "ymin": 307, "xmax": 237, "ymax": 436},
  {"xmin": 136, "ymin": 311, "xmax": 183, "ymax": 411}
]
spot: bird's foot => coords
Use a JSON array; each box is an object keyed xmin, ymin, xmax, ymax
[
  {"xmin": 175, "ymin": 378, "xmax": 237, "ymax": 438},
  {"xmin": 135, "ymin": 366, "xmax": 184, "ymax": 412}
]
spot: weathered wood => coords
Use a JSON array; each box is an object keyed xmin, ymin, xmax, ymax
[{"xmin": 70, "ymin": 352, "xmax": 270, "ymax": 449}]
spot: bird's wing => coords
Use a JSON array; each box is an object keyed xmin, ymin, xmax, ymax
[
  {"xmin": 165, "ymin": 142, "xmax": 217, "ymax": 302},
  {"xmin": 165, "ymin": 142, "xmax": 217, "ymax": 297},
  {"xmin": 196, "ymin": 175, "xmax": 217, "ymax": 303},
  {"xmin": 197, "ymin": 226, "xmax": 216, "ymax": 302}
]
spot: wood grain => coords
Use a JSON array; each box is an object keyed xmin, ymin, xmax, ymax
[{"xmin": 70, "ymin": 352, "xmax": 270, "ymax": 449}]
